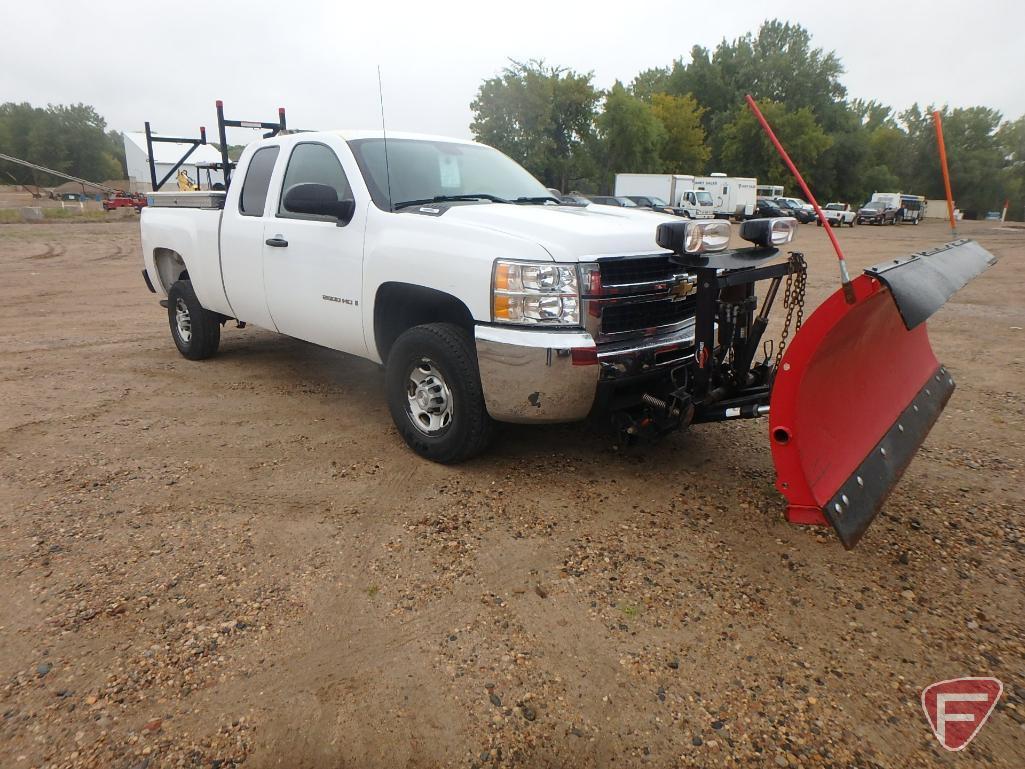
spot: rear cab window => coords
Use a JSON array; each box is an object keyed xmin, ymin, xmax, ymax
[{"xmin": 239, "ymin": 146, "xmax": 280, "ymax": 216}]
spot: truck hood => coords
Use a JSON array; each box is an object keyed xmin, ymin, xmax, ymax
[{"xmin": 421, "ymin": 202, "xmax": 676, "ymax": 262}]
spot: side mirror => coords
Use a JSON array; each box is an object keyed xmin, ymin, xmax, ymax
[{"xmin": 283, "ymin": 183, "xmax": 356, "ymax": 225}]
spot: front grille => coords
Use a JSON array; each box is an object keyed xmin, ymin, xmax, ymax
[
  {"xmin": 602, "ymin": 296, "xmax": 696, "ymax": 335},
  {"xmin": 599, "ymin": 257, "xmax": 675, "ymax": 287}
]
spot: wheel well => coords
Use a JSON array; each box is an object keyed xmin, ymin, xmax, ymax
[
  {"xmin": 374, "ymin": 283, "xmax": 474, "ymax": 362},
  {"xmin": 153, "ymin": 248, "xmax": 189, "ymax": 292}
]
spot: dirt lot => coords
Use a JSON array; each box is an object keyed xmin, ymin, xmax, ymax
[{"xmin": 0, "ymin": 217, "xmax": 1022, "ymax": 768}]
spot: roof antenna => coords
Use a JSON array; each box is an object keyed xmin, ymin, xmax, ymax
[{"xmin": 377, "ymin": 65, "xmax": 394, "ymax": 212}]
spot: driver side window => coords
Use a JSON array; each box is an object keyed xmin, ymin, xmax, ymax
[{"xmin": 278, "ymin": 142, "xmax": 353, "ymax": 221}]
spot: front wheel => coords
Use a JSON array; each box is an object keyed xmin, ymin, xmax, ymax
[
  {"xmin": 167, "ymin": 280, "xmax": 220, "ymax": 360},
  {"xmin": 385, "ymin": 323, "xmax": 493, "ymax": 463}
]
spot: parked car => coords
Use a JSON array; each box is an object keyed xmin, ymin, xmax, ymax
[
  {"xmin": 624, "ymin": 195, "xmax": 691, "ymax": 216},
  {"xmin": 818, "ymin": 203, "xmax": 856, "ymax": 227},
  {"xmin": 773, "ymin": 198, "xmax": 816, "ymax": 223},
  {"xmin": 558, "ymin": 194, "xmax": 590, "ymax": 206},
  {"xmin": 856, "ymin": 200, "xmax": 900, "ymax": 225},
  {"xmin": 753, "ymin": 198, "xmax": 789, "ymax": 218},
  {"xmin": 588, "ymin": 195, "xmax": 639, "ymax": 208},
  {"xmin": 776, "ymin": 196, "xmax": 813, "ymax": 213}
]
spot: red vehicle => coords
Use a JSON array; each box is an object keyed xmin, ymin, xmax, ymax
[{"xmin": 103, "ymin": 192, "xmax": 147, "ymax": 212}]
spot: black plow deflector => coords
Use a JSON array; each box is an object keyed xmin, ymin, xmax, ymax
[
  {"xmin": 822, "ymin": 365, "xmax": 955, "ymax": 548},
  {"xmin": 865, "ymin": 239, "xmax": 998, "ymax": 330},
  {"xmin": 770, "ymin": 239, "xmax": 998, "ymax": 548}
]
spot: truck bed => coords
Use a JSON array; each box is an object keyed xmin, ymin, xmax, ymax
[{"xmin": 147, "ymin": 191, "xmax": 226, "ymax": 209}]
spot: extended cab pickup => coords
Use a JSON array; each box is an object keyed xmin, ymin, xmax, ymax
[
  {"xmin": 141, "ymin": 131, "xmax": 701, "ymax": 462},
  {"xmin": 818, "ymin": 203, "xmax": 856, "ymax": 227}
]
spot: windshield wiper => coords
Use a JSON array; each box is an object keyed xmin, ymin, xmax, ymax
[
  {"xmin": 392, "ymin": 194, "xmax": 510, "ymax": 211},
  {"xmin": 513, "ymin": 195, "xmax": 562, "ymax": 205}
]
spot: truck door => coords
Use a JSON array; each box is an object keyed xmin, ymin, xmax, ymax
[
  {"xmin": 261, "ymin": 141, "xmax": 368, "ymax": 356},
  {"xmin": 682, "ymin": 191, "xmax": 696, "ymax": 215},
  {"xmin": 220, "ymin": 145, "xmax": 281, "ymax": 329}
]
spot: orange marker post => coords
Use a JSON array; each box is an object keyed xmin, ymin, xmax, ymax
[
  {"xmin": 932, "ymin": 111, "xmax": 957, "ymax": 238},
  {"xmin": 744, "ymin": 94, "xmax": 855, "ymax": 303}
]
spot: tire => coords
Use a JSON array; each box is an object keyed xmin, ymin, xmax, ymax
[
  {"xmin": 385, "ymin": 323, "xmax": 493, "ymax": 464},
  {"xmin": 167, "ymin": 280, "xmax": 221, "ymax": 360}
]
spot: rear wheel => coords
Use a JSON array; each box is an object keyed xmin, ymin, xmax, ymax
[
  {"xmin": 385, "ymin": 323, "xmax": 493, "ymax": 463},
  {"xmin": 167, "ymin": 280, "xmax": 220, "ymax": 360}
]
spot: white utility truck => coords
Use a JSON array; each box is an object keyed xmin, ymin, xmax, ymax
[
  {"xmin": 694, "ymin": 174, "xmax": 757, "ymax": 219},
  {"xmin": 143, "ymin": 129, "xmax": 781, "ymax": 462},
  {"xmin": 137, "ymin": 104, "xmax": 999, "ymax": 551},
  {"xmin": 613, "ymin": 173, "xmax": 715, "ymax": 219}
]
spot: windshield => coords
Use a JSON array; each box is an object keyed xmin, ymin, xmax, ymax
[
  {"xmin": 648, "ymin": 196, "xmax": 667, "ymax": 206},
  {"xmin": 615, "ymin": 197, "xmax": 639, "ymax": 207},
  {"xmin": 348, "ymin": 138, "xmax": 551, "ymax": 210},
  {"xmin": 863, "ymin": 202, "xmax": 884, "ymax": 210},
  {"xmin": 695, "ymin": 191, "xmax": 713, "ymax": 206}
]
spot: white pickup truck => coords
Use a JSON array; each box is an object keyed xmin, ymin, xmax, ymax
[
  {"xmin": 141, "ymin": 130, "xmax": 709, "ymax": 462},
  {"xmin": 818, "ymin": 203, "xmax": 857, "ymax": 228}
]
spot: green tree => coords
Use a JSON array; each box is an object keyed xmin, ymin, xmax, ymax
[
  {"xmin": 668, "ymin": 20, "xmax": 847, "ymax": 139},
  {"xmin": 0, "ymin": 102, "xmax": 125, "ymax": 186},
  {"xmin": 901, "ymin": 104, "xmax": 1006, "ymax": 216},
  {"xmin": 470, "ymin": 59, "xmax": 600, "ymax": 191},
  {"xmin": 649, "ymin": 93, "xmax": 709, "ymax": 173},
  {"xmin": 718, "ymin": 100, "xmax": 832, "ymax": 188},
  {"xmin": 630, "ymin": 66, "xmax": 671, "ymax": 102},
  {"xmin": 595, "ymin": 82, "xmax": 665, "ymax": 190},
  {"xmin": 998, "ymin": 116, "xmax": 1025, "ymax": 220}
]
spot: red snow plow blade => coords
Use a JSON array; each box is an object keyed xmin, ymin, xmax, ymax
[{"xmin": 769, "ymin": 240, "xmax": 996, "ymax": 548}]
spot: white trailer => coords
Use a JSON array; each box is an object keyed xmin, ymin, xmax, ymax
[
  {"xmin": 757, "ymin": 184, "xmax": 784, "ymax": 199},
  {"xmin": 871, "ymin": 192, "xmax": 926, "ymax": 223},
  {"xmin": 613, "ymin": 173, "xmax": 714, "ymax": 218},
  {"xmin": 695, "ymin": 174, "xmax": 757, "ymax": 219}
]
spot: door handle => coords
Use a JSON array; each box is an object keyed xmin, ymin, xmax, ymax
[{"xmin": 265, "ymin": 236, "xmax": 289, "ymax": 248}]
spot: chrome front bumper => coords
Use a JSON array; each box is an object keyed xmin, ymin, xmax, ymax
[
  {"xmin": 474, "ymin": 321, "xmax": 697, "ymax": 423},
  {"xmin": 474, "ymin": 326, "xmax": 598, "ymax": 423}
]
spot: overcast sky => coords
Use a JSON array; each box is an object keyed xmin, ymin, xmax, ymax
[{"xmin": 3, "ymin": 1, "xmax": 1022, "ymax": 141}]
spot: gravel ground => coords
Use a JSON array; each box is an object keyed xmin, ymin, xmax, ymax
[{"xmin": 0, "ymin": 217, "xmax": 1022, "ymax": 768}]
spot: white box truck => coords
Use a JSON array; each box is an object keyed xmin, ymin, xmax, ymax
[
  {"xmin": 613, "ymin": 174, "xmax": 715, "ymax": 219},
  {"xmin": 695, "ymin": 174, "xmax": 757, "ymax": 220}
]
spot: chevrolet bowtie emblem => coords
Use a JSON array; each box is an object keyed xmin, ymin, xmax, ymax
[{"xmin": 671, "ymin": 279, "xmax": 695, "ymax": 299}]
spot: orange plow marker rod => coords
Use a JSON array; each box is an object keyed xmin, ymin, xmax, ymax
[
  {"xmin": 933, "ymin": 111, "xmax": 958, "ymax": 238},
  {"xmin": 744, "ymin": 94, "xmax": 855, "ymax": 303}
]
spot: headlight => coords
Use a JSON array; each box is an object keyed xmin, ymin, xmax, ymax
[{"xmin": 492, "ymin": 260, "xmax": 580, "ymax": 325}]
